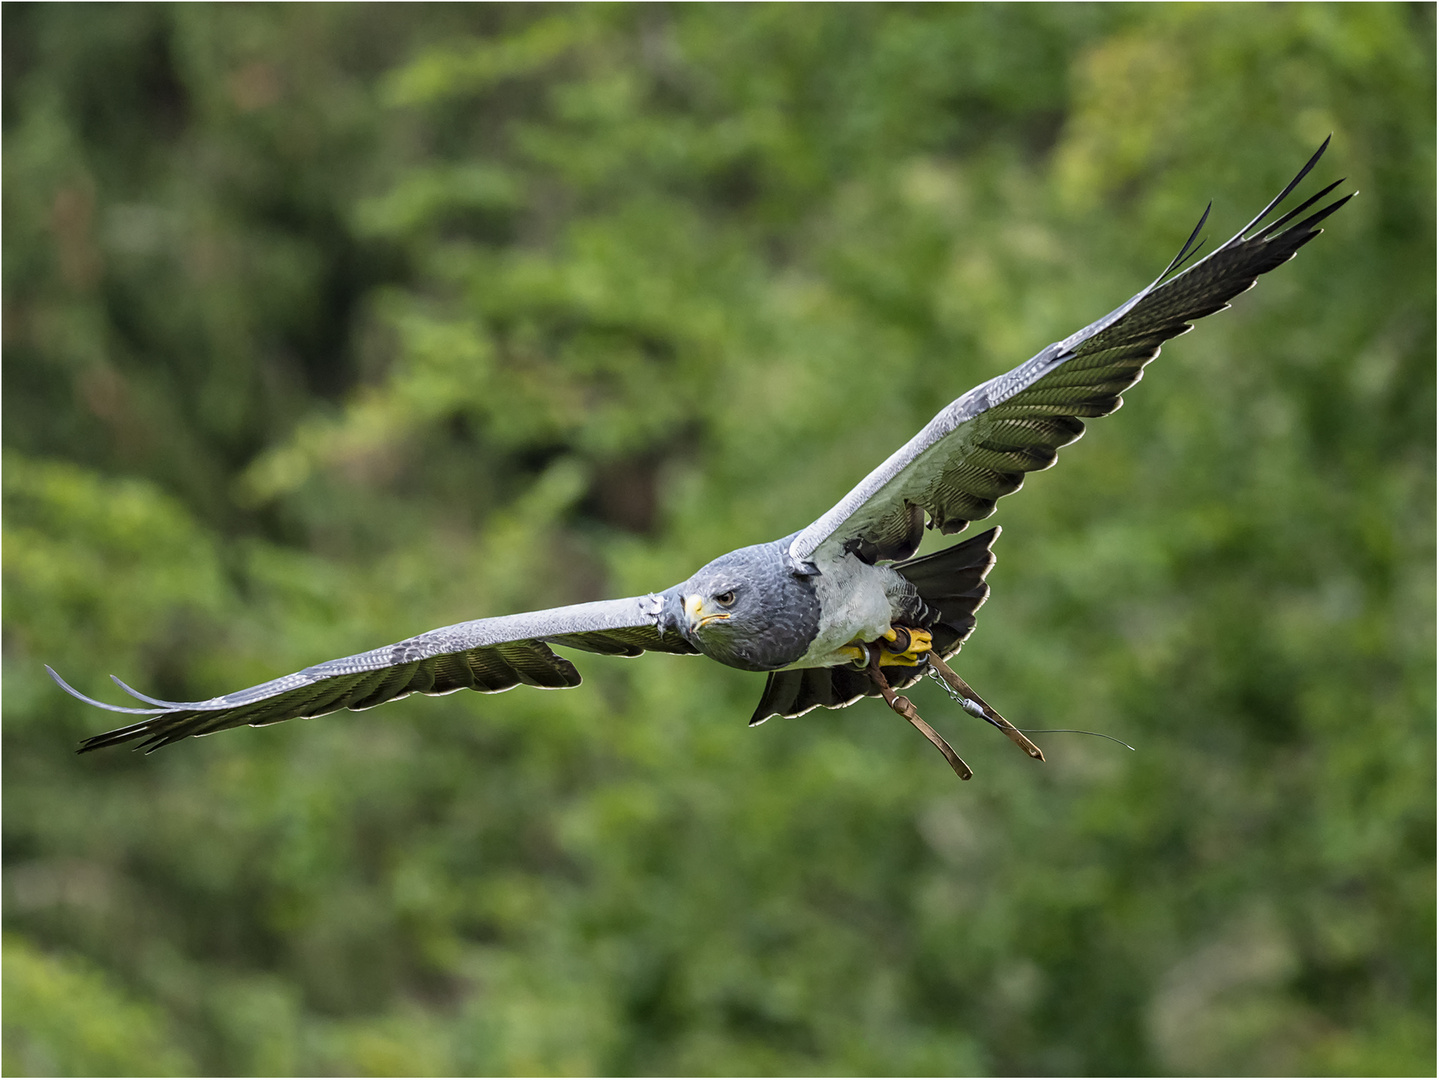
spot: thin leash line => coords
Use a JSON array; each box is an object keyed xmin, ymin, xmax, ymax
[{"xmin": 923, "ymin": 668, "xmax": 1136, "ymax": 751}]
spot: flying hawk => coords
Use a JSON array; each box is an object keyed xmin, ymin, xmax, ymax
[{"xmin": 51, "ymin": 141, "xmax": 1352, "ymax": 777}]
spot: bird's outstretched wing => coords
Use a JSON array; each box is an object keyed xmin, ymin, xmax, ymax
[
  {"xmin": 52, "ymin": 596, "xmax": 695, "ymax": 753},
  {"xmin": 789, "ymin": 139, "xmax": 1353, "ymax": 568}
]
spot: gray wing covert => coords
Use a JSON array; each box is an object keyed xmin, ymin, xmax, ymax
[
  {"xmin": 53, "ymin": 595, "xmax": 697, "ymax": 753},
  {"xmin": 789, "ymin": 140, "xmax": 1353, "ymax": 568}
]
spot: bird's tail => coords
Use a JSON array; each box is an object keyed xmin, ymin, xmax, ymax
[
  {"xmin": 890, "ymin": 524, "xmax": 1000, "ymax": 659},
  {"xmin": 748, "ymin": 527, "xmax": 1000, "ymax": 725}
]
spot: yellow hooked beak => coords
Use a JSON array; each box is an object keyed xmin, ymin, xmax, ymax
[{"xmin": 684, "ymin": 594, "xmax": 731, "ymax": 632}]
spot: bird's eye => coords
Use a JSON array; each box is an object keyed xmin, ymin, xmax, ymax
[{"xmin": 714, "ymin": 590, "xmax": 737, "ymax": 607}]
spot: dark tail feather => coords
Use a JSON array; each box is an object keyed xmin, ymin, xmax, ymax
[
  {"xmin": 749, "ymin": 528, "xmax": 1001, "ymax": 725},
  {"xmin": 890, "ymin": 525, "xmax": 1000, "ymax": 658}
]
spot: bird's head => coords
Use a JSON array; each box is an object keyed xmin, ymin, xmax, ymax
[{"xmin": 660, "ymin": 542, "xmax": 821, "ymax": 672}]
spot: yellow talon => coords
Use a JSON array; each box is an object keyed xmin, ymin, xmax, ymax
[
  {"xmin": 879, "ymin": 627, "xmax": 933, "ymax": 667},
  {"xmin": 837, "ymin": 644, "xmax": 868, "ymax": 663}
]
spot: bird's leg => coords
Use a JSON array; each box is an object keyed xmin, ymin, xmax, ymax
[
  {"xmin": 877, "ymin": 625, "xmax": 933, "ymax": 666},
  {"xmin": 926, "ymin": 651, "xmax": 1044, "ymax": 762},
  {"xmin": 840, "ymin": 626, "xmax": 932, "ymax": 668},
  {"xmin": 866, "ymin": 652, "xmax": 972, "ymax": 781}
]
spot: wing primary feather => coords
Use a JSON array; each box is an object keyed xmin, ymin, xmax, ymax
[
  {"xmin": 83, "ymin": 716, "xmax": 171, "ymax": 747},
  {"xmin": 109, "ymin": 675, "xmax": 189, "ymax": 708},
  {"xmin": 1289, "ymin": 191, "xmax": 1356, "ymax": 234},
  {"xmin": 1156, "ymin": 202, "xmax": 1212, "ymax": 283},
  {"xmin": 48, "ymin": 666, "xmax": 162, "ymax": 716},
  {"xmin": 1161, "ymin": 137, "xmax": 1336, "ymax": 285},
  {"xmin": 139, "ymin": 715, "xmax": 212, "ymax": 753},
  {"xmin": 1233, "ymin": 133, "xmax": 1332, "ymax": 238},
  {"xmin": 1251, "ymin": 177, "xmax": 1347, "ymax": 240},
  {"xmin": 1170, "ymin": 236, "xmax": 1208, "ymax": 276}
]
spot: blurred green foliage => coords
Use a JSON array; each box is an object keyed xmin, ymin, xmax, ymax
[{"xmin": 3, "ymin": 4, "xmax": 1433, "ymax": 1075}]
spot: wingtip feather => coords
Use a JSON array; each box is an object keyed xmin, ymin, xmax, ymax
[
  {"xmin": 109, "ymin": 674, "xmax": 181, "ymax": 708},
  {"xmin": 1235, "ymin": 137, "xmax": 1335, "ymax": 240},
  {"xmin": 49, "ymin": 665, "xmax": 162, "ymax": 716}
]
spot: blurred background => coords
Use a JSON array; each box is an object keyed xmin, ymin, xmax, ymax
[{"xmin": 3, "ymin": 4, "xmax": 1433, "ymax": 1075}]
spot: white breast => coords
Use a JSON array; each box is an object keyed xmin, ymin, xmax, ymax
[{"xmin": 784, "ymin": 551, "xmax": 909, "ymax": 669}]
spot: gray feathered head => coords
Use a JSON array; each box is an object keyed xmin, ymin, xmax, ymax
[{"xmin": 659, "ymin": 542, "xmax": 821, "ymax": 672}]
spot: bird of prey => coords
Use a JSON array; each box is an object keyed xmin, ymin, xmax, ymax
[{"xmin": 52, "ymin": 141, "xmax": 1352, "ymax": 777}]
